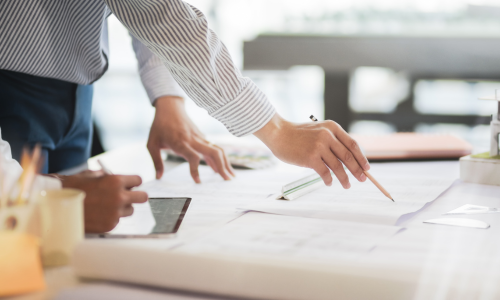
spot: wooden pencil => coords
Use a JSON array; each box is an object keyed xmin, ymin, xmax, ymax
[
  {"xmin": 14, "ymin": 145, "xmax": 42, "ymax": 205},
  {"xmin": 364, "ymin": 171, "xmax": 394, "ymax": 202}
]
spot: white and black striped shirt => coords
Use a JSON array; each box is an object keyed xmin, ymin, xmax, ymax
[{"xmin": 0, "ymin": 0, "xmax": 275, "ymax": 137}]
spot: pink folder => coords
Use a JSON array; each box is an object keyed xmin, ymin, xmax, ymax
[{"xmin": 351, "ymin": 133, "xmax": 472, "ymax": 160}]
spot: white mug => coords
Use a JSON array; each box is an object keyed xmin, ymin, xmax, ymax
[{"xmin": 38, "ymin": 188, "xmax": 85, "ymax": 267}]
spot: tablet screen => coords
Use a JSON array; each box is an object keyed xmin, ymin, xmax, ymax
[
  {"xmin": 148, "ymin": 197, "xmax": 191, "ymax": 234},
  {"xmin": 92, "ymin": 197, "xmax": 191, "ymax": 238}
]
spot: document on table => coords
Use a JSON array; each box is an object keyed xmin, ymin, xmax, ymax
[
  {"xmin": 136, "ymin": 163, "xmax": 311, "ymax": 237},
  {"xmin": 242, "ymin": 173, "xmax": 456, "ymax": 225},
  {"xmin": 139, "ymin": 162, "xmax": 309, "ymax": 199},
  {"xmin": 137, "ymin": 161, "xmax": 455, "ymax": 231},
  {"xmin": 177, "ymin": 212, "xmax": 403, "ymax": 262}
]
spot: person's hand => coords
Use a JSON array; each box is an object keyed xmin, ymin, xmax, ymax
[
  {"xmin": 60, "ymin": 170, "xmax": 148, "ymax": 233},
  {"xmin": 254, "ymin": 114, "xmax": 370, "ymax": 189},
  {"xmin": 147, "ymin": 96, "xmax": 235, "ymax": 183}
]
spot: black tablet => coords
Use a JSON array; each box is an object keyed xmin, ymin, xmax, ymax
[{"xmin": 87, "ymin": 197, "xmax": 191, "ymax": 238}]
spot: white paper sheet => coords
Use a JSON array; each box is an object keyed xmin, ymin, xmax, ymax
[
  {"xmin": 241, "ymin": 165, "xmax": 456, "ymax": 225},
  {"xmin": 444, "ymin": 204, "xmax": 500, "ymax": 215},
  {"xmin": 177, "ymin": 212, "xmax": 403, "ymax": 263},
  {"xmin": 423, "ymin": 218, "xmax": 490, "ymax": 229},
  {"xmin": 138, "ymin": 162, "xmax": 455, "ymax": 229},
  {"xmin": 139, "ymin": 162, "xmax": 311, "ymax": 199}
]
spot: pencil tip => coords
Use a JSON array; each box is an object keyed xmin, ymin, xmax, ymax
[{"xmin": 391, "ymin": 198, "xmax": 395, "ymax": 202}]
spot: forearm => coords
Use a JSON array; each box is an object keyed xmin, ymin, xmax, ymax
[
  {"xmin": 154, "ymin": 96, "xmax": 186, "ymax": 118},
  {"xmin": 153, "ymin": 96, "xmax": 201, "ymax": 134},
  {"xmin": 254, "ymin": 113, "xmax": 285, "ymax": 141}
]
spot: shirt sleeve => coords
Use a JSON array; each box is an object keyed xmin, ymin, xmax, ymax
[
  {"xmin": 0, "ymin": 128, "xmax": 23, "ymax": 189},
  {"xmin": 0, "ymin": 129, "xmax": 61, "ymax": 202},
  {"xmin": 131, "ymin": 34, "xmax": 188, "ymax": 105},
  {"xmin": 104, "ymin": 0, "xmax": 276, "ymax": 137}
]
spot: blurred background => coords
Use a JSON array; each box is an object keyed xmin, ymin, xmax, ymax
[{"xmin": 93, "ymin": 0, "xmax": 500, "ymax": 155}]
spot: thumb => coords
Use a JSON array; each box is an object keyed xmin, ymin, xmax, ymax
[{"xmin": 147, "ymin": 143, "xmax": 164, "ymax": 179}]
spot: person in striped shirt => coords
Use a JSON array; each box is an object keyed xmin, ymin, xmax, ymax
[
  {"xmin": 0, "ymin": 0, "xmax": 370, "ymax": 195},
  {"xmin": 1, "ymin": 1, "xmax": 235, "ymax": 184}
]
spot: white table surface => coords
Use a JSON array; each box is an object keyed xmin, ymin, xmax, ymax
[{"xmin": 10, "ymin": 144, "xmax": 500, "ymax": 300}]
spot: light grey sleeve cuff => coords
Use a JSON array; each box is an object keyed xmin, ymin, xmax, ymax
[
  {"xmin": 139, "ymin": 64, "xmax": 189, "ymax": 105},
  {"xmin": 210, "ymin": 79, "xmax": 276, "ymax": 137},
  {"xmin": 131, "ymin": 34, "xmax": 188, "ymax": 105}
]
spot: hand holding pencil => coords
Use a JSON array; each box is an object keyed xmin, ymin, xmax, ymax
[
  {"xmin": 254, "ymin": 113, "xmax": 371, "ymax": 189},
  {"xmin": 310, "ymin": 115, "xmax": 394, "ymax": 202},
  {"xmin": 253, "ymin": 111, "xmax": 394, "ymax": 202}
]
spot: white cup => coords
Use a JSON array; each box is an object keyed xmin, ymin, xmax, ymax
[{"xmin": 38, "ymin": 188, "xmax": 85, "ymax": 267}]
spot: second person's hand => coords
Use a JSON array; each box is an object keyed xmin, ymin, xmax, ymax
[
  {"xmin": 147, "ymin": 96, "xmax": 235, "ymax": 183},
  {"xmin": 254, "ymin": 113, "xmax": 370, "ymax": 189},
  {"xmin": 60, "ymin": 170, "xmax": 148, "ymax": 233}
]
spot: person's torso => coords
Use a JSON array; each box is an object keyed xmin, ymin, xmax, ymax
[{"xmin": 0, "ymin": 0, "xmax": 111, "ymax": 85}]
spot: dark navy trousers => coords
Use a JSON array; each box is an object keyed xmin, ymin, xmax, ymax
[{"xmin": 0, "ymin": 70, "xmax": 93, "ymax": 173}]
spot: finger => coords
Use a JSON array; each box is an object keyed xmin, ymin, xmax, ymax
[
  {"xmin": 147, "ymin": 142, "xmax": 164, "ymax": 179},
  {"xmin": 321, "ymin": 152, "xmax": 350, "ymax": 189},
  {"xmin": 311, "ymin": 161, "xmax": 333, "ymax": 187},
  {"xmin": 183, "ymin": 145, "xmax": 202, "ymax": 183},
  {"xmin": 123, "ymin": 191, "xmax": 148, "ymax": 205},
  {"xmin": 204, "ymin": 156, "xmax": 219, "ymax": 174},
  {"xmin": 334, "ymin": 127, "xmax": 370, "ymax": 171},
  {"xmin": 193, "ymin": 142, "xmax": 231, "ymax": 181},
  {"xmin": 120, "ymin": 204, "xmax": 134, "ymax": 217},
  {"xmin": 329, "ymin": 138, "xmax": 366, "ymax": 183},
  {"xmin": 215, "ymin": 145, "xmax": 235, "ymax": 177},
  {"xmin": 209, "ymin": 146, "xmax": 231, "ymax": 180},
  {"xmin": 120, "ymin": 175, "xmax": 143, "ymax": 189}
]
